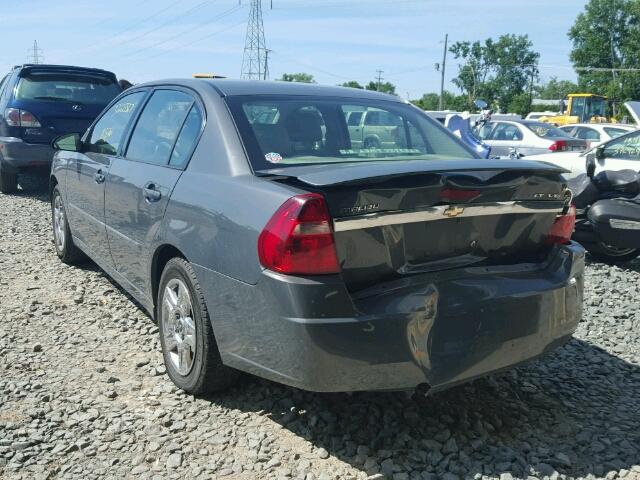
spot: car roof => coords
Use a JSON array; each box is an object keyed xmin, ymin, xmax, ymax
[{"xmin": 132, "ymin": 78, "xmax": 404, "ymax": 101}]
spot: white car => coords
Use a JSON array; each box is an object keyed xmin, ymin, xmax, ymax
[
  {"xmin": 528, "ymin": 128, "xmax": 640, "ymax": 179},
  {"xmin": 558, "ymin": 123, "xmax": 636, "ymax": 149},
  {"xmin": 528, "ymin": 102, "xmax": 640, "ymax": 179}
]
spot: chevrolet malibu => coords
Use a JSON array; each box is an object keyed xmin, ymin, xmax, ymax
[{"xmin": 49, "ymin": 79, "xmax": 584, "ymax": 395}]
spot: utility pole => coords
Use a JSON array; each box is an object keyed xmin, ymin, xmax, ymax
[
  {"xmin": 376, "ymin": 70, "xmax": 384, "ymax": 92},
  {"xmin": 528, "ymin": 68, "xmax": 535, "ymax": 114},
  {"xmin": 241, "ymin": 0, "xmax": 268, "ymax": 80},
  {"xmin": 438, "ymin": 33, "xmax": 448, "ymax": 110},
  {"xmin": 28, "ymin": 40, "xmax": 43, "ymax": 64}
]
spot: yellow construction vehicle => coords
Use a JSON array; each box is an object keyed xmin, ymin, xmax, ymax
[
  {"xmin": 540, "ymin": 94, "xmax": 611, "ymax": 126},
  {"xmin": 192, "ymin": 73, "xmax": 226, "ymax": 79}
]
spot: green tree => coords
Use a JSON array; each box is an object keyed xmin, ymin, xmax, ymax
[
  {"xmin": 340, "ymin": 81, "xmax": 364, "ymax": 89},
  {"xmin": 569, "ymin": 0, "xmax": 640, "ymax": 112},
  {"xmin": 412, "ymin": 91, "xmax": 469, "ymax": 111},
  {"xmin": 279, "ymin": 73, "xmax": 316, "ymax": 83},
  {"xmin": 365, "ymin": 81, "xmax": 396, "ymax": 95},
  {"xmin": 534, "ymin": 77, "xmax": 579, "ymax": 100},
  {"xmin": 449, "ymin": 34, "xmax": 539, "ymax": 112},
  {"xmin": 508, "ymin": 93, "xmax": 534, "ymax": 117}
]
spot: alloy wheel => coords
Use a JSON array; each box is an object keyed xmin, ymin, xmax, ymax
[
  {"xmin": 53, "ymin": 194, "xmax": 66, "ymax": 251},
  {"xmin": 161, "ymin": 278, "xmax": 197, "ymax": 376}
]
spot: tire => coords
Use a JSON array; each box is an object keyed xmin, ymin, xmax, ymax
[
  {"xmin": 157, "ymin": 257, "xmax": 239, "ymax": 394},
  {"xmin": 51, "ymin": 186, "xmax": 84, "ymax": 264},
  {"xmin": 587, "ymin": 242, "xmax": 640, "ymax": 264},
  {"xmin": 0, "ymin": 166, "xmax": 17, "ymax": 194}
]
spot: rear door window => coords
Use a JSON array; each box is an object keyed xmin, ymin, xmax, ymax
[
  {"xmin": 575, "ymin": 127, "xmax": 600, "ymax": 141},
  {"xmin": 125, "ymin": 90, "xmax": 194, "ymax": 166},
  {"xmin": 88, "ymin": 91, "xmax": 146, "ymax": 155},
  {"xmin": 604, "ymin": 127, "xmax": 630, "ymax": 139},
  {"xmin": 169, "ymin": 106, "xmax": 203, "ymax": 167},
  {"xmin": 15, "ymin": 73, "xmax": 121, "ymax": 105},
  {"xmin": 489, "ymin": 123, "xmax": 523, "ymax": 141},
  {"xmin": 476, "ymin": 123, "xmax": 495, "ymax": 140}
]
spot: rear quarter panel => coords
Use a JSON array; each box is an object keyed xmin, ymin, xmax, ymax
[{"xmin": 162, "ymin": 173, "xmax": 305, "ymax": 285}]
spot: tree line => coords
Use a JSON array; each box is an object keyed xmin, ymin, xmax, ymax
[{"xmin": 278, "ymin": 0, "xmax": 640, "ymax": 116}]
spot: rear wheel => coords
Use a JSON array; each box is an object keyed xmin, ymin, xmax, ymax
[
  {"xmin": 51, "ymin": 186, "xmax": 84, "ymax": 264},
  {"xmin": 0, "ymin": 166, "xmax": 17, "ymax": 194},
  {"xmin": 157, "ymin": 258, "xmax": 239, "ymax": 394},
  {"xmin": 587, "ymin": 242, "xmax": 640, "ymax": 264}
]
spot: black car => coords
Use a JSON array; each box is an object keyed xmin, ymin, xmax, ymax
[
  {"xmin": 50, "ymin": 79, "xmax": 584, "ymax": 394},
  {"xmin": 0, "ymin": 64, "xmax": 121, "ymax": 192}
]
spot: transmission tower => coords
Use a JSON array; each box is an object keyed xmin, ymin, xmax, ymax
[
  {"xmin": 28, "ymin": 40, "xmax": 44, "ymax": 64},
  {"xmin": 241, "ymin": 0, "xmax": 268, "ymax": 80}
]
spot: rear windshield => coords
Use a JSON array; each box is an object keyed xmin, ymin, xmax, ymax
[
  {"xmin": 604, "ymin": 127, "xmax": 631, "ymax": 139},
  {"xmin": 525, "ymin": 122, "xmax": 570, "ymax": 139},
  {"xmin": 15, "ymin": 73, "xmax": 121, "ymax": 105},
  {"xmin": 226, "ymin": 95, "xmax": 477, "ymax": 170}
]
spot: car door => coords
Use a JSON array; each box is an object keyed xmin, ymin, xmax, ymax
[
  {"xmin": 104, "ymin": 88, "xmax": 204, "ymax": 299},
  {"xmin": 65, "ymin": 90, "xmax": 147, "ymax": 265},
  {"xmin": 597, "ymin": 130, "xmax": 640, "ymax": 174}
]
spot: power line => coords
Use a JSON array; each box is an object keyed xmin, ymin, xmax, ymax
[
  {"xmin": 110, "ymin": 0, "xmax": 219, "ymax": 49},
  {"xmin": 268, "ymin": 50, "xmax": 353, "ymax": 80},
  {"xmin": 144, "ymin": 17, "xmax": 246, "ymax": 60},
  {"xmin": 123, "ymin": 4, "xmax": 242, "ymax": 59}
]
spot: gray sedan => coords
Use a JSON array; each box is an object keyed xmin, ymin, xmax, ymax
[
  {"xmin": 50, "ymin": 79, "xmax": 584, "ymax": 394},
  {"xmin": 477, "ymin": 119, "xmax": 587, "ymax": 157}
]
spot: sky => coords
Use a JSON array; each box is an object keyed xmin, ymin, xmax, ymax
[{"xmin": 0, "ymin": 0, "xmax": 589, "ymax": 100}]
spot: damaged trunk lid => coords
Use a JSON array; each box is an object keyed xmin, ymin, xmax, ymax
[{"xmin": 260, "ymin": 159, "xmax": 570, "ymax": 292}]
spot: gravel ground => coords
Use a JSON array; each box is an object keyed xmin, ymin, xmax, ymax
[{"xmin": 1, "ymin": 178, "xmax": 639, "ymax": 480}]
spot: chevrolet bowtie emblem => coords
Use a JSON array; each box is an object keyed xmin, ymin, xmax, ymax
[{"xmin": 443, "ymin": 206, "xmax": 465, "ymax": 218}]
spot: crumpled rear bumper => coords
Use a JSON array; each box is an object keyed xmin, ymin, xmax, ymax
[{"xmin": 196, "ymin": 242, "xmax": 585, "ymax": 393}]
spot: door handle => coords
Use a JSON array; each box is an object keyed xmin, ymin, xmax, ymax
[
  {"xmin": 143, "ymin": 183, "xmax": 162, "ymax": 202},
  {"xmin": 94, "ymin": 170, "xmax": 105, "ymax": 184}
]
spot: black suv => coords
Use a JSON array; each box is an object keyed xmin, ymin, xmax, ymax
[{"xmin": 0, "ymin": 64, "xmax": 121, "ymax": 193}]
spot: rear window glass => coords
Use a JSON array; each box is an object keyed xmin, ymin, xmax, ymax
[
  {"xmin": 226, "ymin": 95, "xmax": 476, "ymax": 170},
  {"xmin": 604, "ymin": 127, "xmax": 630, "ymax": 139},
  {"xmin": 15, "ymin": 73, "xmax": 121, "ymax": 105},
  {"xmin": 525, "ymin": 123, "xmax": 569, "ymax": 138}
]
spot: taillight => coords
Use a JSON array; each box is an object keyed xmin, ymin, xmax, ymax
[
  {"xmin": 545, "ymin": 205, "xmax": 576, "ymax": 245},
  {"xmin": 258, "ymin": 193, "xmax": 340, "ymax": 275},
  {"xmin": 549, "ymin": 140, "xmax": 568, "ymax": 152},
  {"xmin": 4, "ymin": 108, "xmax": 41, "ymax": 127},
  {"xmin": 5, "ymin": 108, "xmax": 20, "ymax": 126},
  {"xmin": 20, "ymin": 110, "xmax": 41, "ymax": 127}
]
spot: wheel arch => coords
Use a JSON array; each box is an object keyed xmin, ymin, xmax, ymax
[
  {"xmin": 150, "ymin": 243, "xmax": 188, "ymax": 318},
  {"xmin": 49, "ymin": 175, "xmax": 59, "ymax": 196}
]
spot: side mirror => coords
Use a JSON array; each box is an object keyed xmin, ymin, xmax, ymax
[
  {"xmin": 474, "ymin": 99, "xmax": 488, "ymax": 110},
  {"xmin": 52, "ymin": 133, "xmax": 83, "ymax": 152},
  {"xmin": 585, "ymin": 153, "xmax": 596, "ymax": 178},
  {"xmin": 595, "ymin": 145, "xmax": 606, "ymax": 161}
]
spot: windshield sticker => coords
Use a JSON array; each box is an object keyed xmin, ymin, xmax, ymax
[
  {"xmin": 114, "ymin": 102, "xmax": 136, "ymax": 114},
  {"xmin": 265, "ymin": 152, "xmax": 283, "ymax": 164},
  {"xmin": 339, "ymin": 148, "xmax": 422, "ymax": 156}
]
